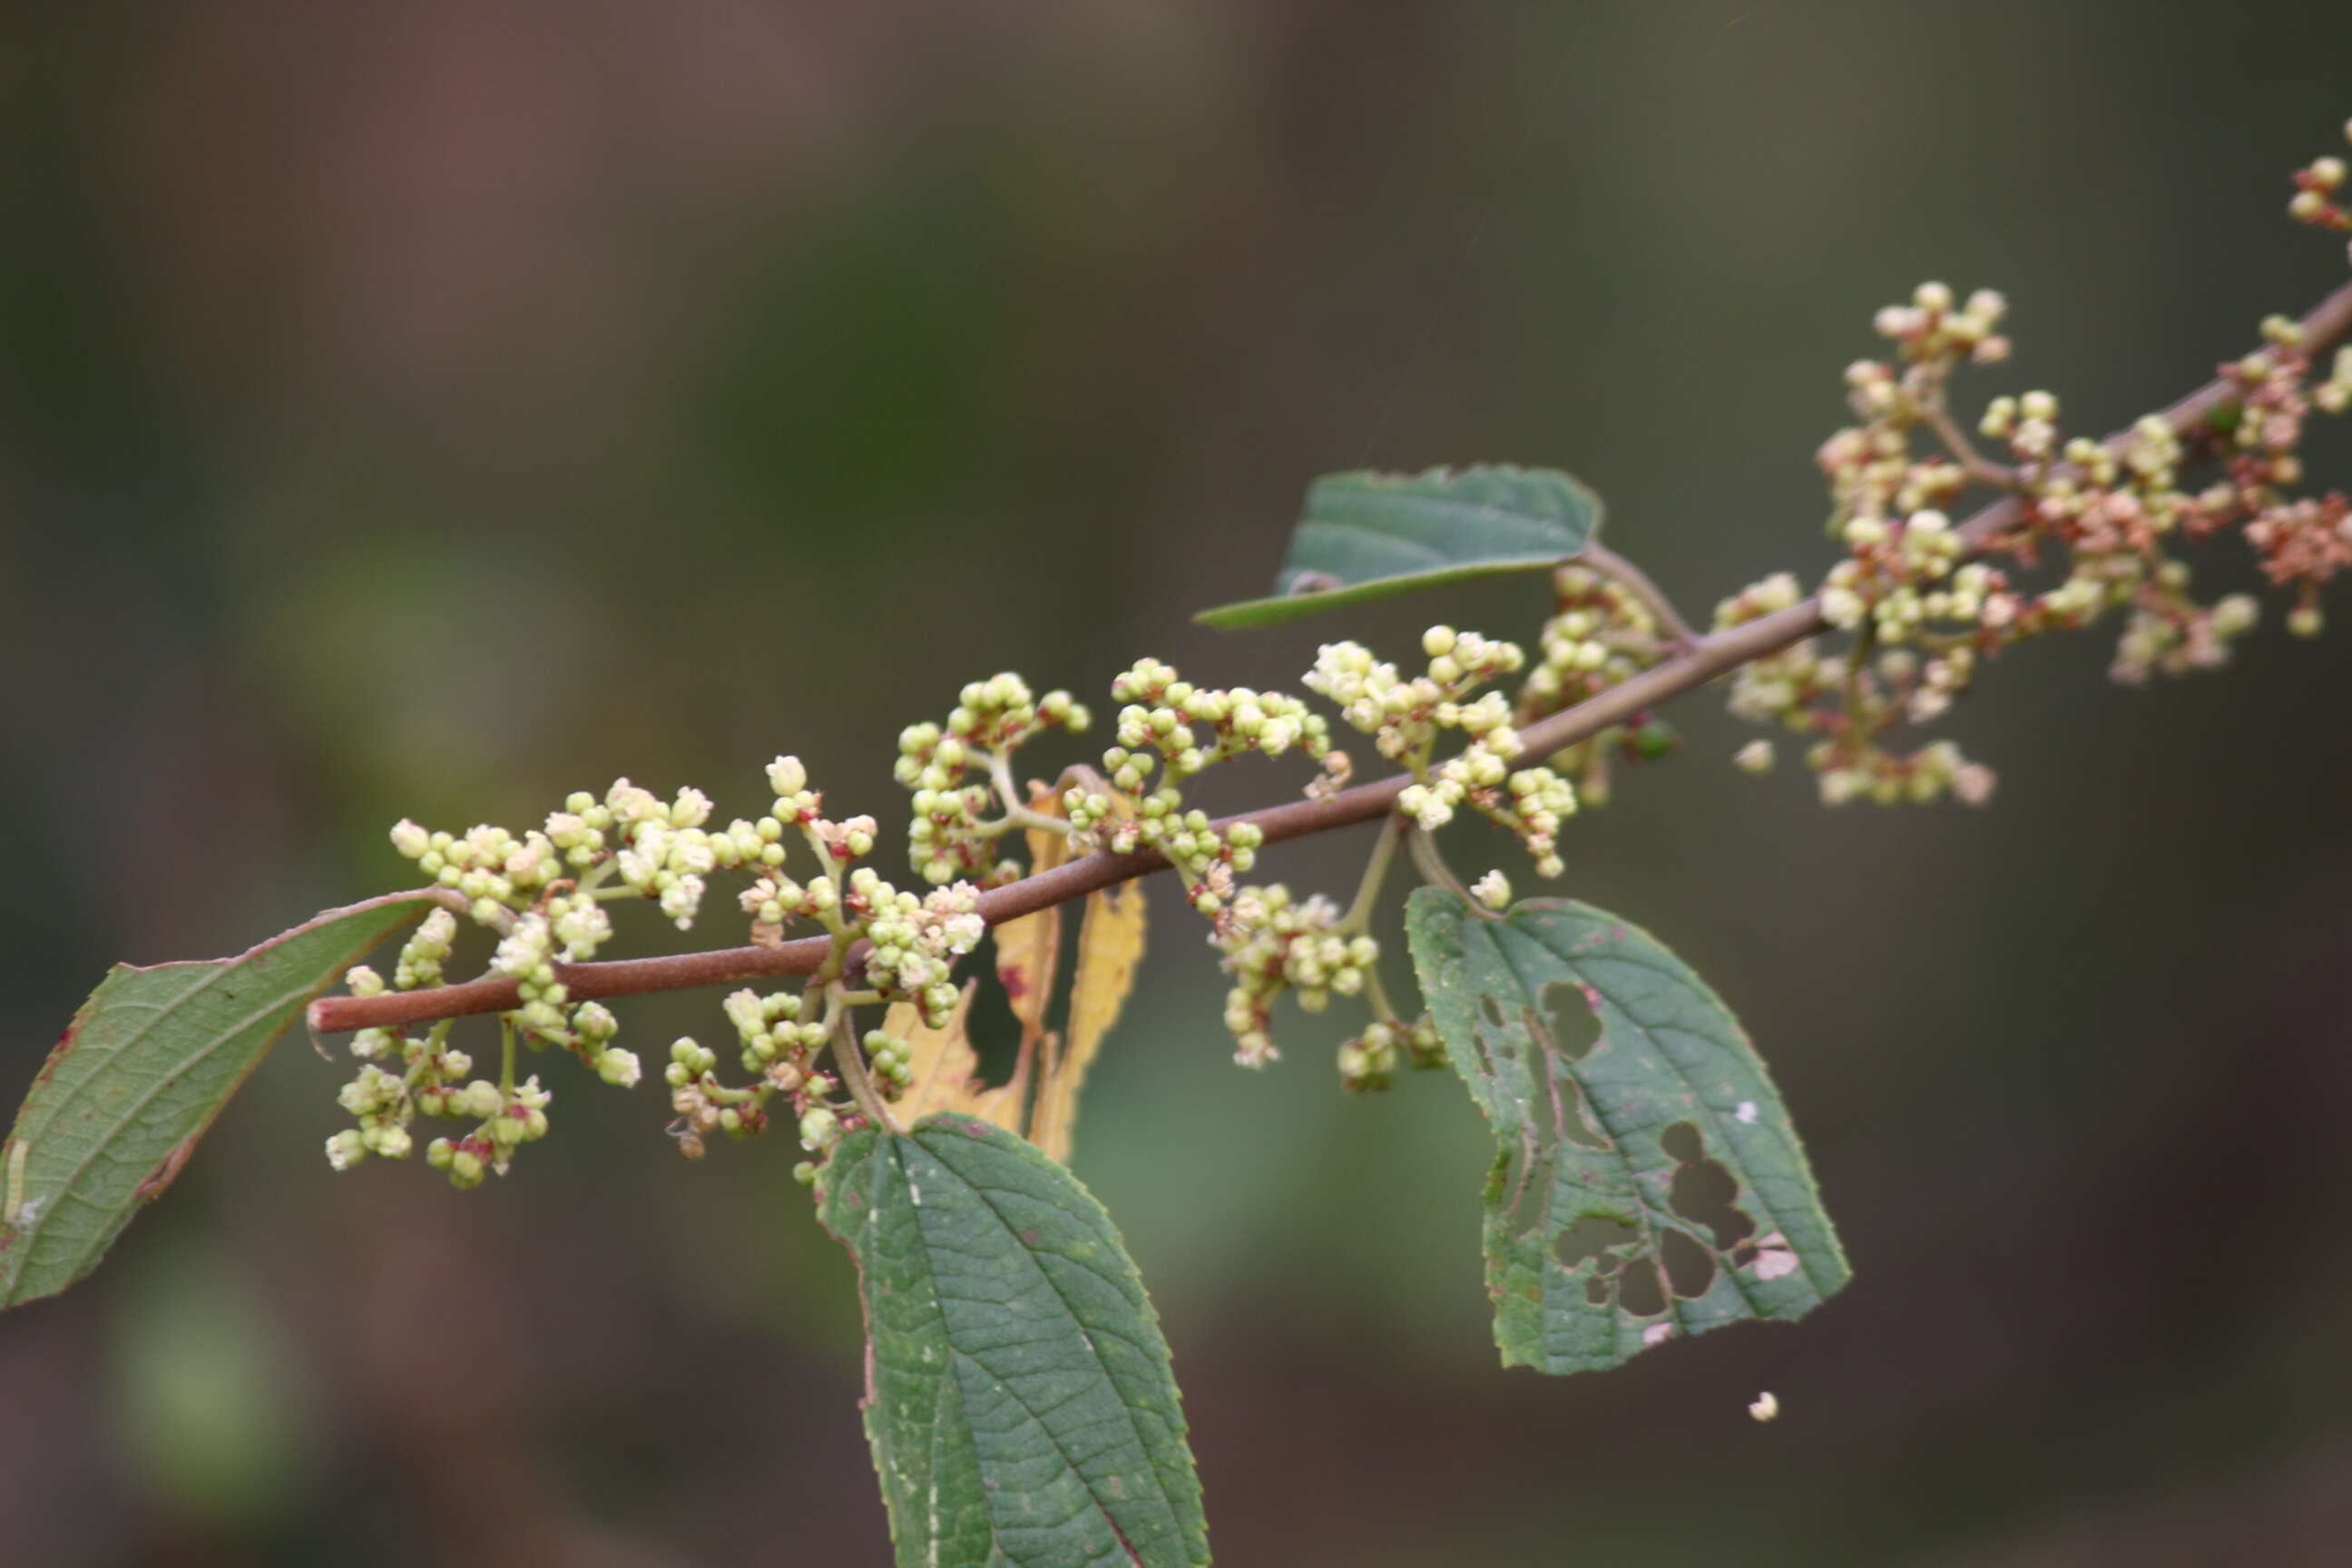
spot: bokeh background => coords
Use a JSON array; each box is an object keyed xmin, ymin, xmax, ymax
[{"xmin": 6, "ymin": 3, "xmax": 2352, "ymax": 1563}]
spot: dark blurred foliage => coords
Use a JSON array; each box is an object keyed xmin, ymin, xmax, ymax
[{"xmin": 5, "ymin": 3, "xmax": 2352, "ymax": 1563}]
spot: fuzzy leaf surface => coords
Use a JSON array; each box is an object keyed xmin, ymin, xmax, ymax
[
  {"xmin": 1194, "ymin": 464, "xmax": 1600, "ymax": 628},
  {"xmin": 818, "ymin": 1115, "xmax": 1209, "ymax": 1568},
  {"xmin": 1, "ymin": 893, "xmax": 438, "ymax": 1308},
  {"xmin": 1405, "ymin": 888, "xmax": 1848, "ymax": 1374}
]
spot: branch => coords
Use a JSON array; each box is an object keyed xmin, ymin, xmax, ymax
[
  {"xmin": 1918, "ymin": 391, "xmax": 2021, "ymax": 491},
  {"xmin": 310, "ymin": 277, "xmax": 2352, "ymax": 1038},
  {"xmin": 1579, "ymin": 541, "xmax": 1701, "ymax": 650}
]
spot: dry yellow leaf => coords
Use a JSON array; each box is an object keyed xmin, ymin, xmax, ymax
[
  {"xmin": 886, "ymin": 983, "xmax": 1027, "ymax": 1135},
  {"xmin": 991, "ymin": 799, "xmax": 1071, "ymax": 1049},
  {"xmin": 1031, "ymin": 877, "xmax": 1146, "ymax": 1164}
]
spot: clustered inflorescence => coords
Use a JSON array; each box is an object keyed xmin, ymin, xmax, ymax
[
  {"xmin": 1044, "ymin": 642, "xmax": 1572, "ymax": 1075},
  {"xmin": 897, "ymin": 673, "xmax": 1091, "ymax": 887},
  {"xmin": 329, "ymin": 122, "xmax": 2352, "ymax": 1181},
  {"xmin": 1509, "ymin": 564, "xmax": 1682, "ymax": 806},
  {"xmin": 333, "ymin": 754, "xmax": 1003, "ymax": 1184},
  {"xmin": 1718, "ymin": 122, "xmax": 2352, "ymax": 807}
]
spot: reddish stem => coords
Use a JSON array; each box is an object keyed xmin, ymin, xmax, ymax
[{"xmin": 310, "ymin": 278, "xmax": 2352, "ymax": 1037}]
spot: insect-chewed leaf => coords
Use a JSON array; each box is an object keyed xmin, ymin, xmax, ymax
[
  {"xmin": 819, "ymin": 1116, "xmax": 1210, "ymax": 1568},
  {"xmin": 1193, "ymin": 464, "xmax": 1601, "ymax": 629},
  {"xmin": 1, "ymin": 892, "xmax": 441, "ymax": 1309},
  {"xmin": 884, "ymin": 985, "xmax": 1026, "ymax": 1137},
  {"xmin": 1031, "ymin": 880, "xmax": 1145, "ymax": 1166},
  {"xmin": 1404, "ymin": 888, "xmax": 1849, "ymax": 1376}
]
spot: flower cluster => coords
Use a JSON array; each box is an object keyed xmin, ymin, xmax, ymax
[
  {"xmin": 394, "ymin": 778, "xmax": 756, "ymax": 956},
  {"xmin": 2201, "ymin": 319, "xmax": 2352, "ymax": 632},
  {"xmin": 304, "ymin": 115, "xmax": 2352, "ymax": 1210},
  {"xmin": 1720, "ymin": 125, "xmax": 2352, "ymax": 805},
  {"xmin": 1720, "ymin": 501, "xmax": 2013, "ymax": 802},
  {"xmin": 1148, "ymin": 625, "xmax": 1593, "ymax": 1068},
  {"xmin": 2287, "ymin": 125, "xmax": 2350, "ymax": 234},
  {"xmin": 852, "ymin": 871, "xmax": 985, "ymax": 1026},
  {"xmin": 329, "ymin": 894, "xmax": 644, "ymax": 1186},
  {"xmin": 1062, "ymin": 658, "xmax": 1331, "ymax": 915},
  {"xmin": 897, "ymin": 673, "xmax": 1090, "ymax": 886},
  {"xmin": 1819, "ymin": 282, "xmax": 2012, "ymax": 538},
  {"xmin": 1336, "ymin": 1014, "xmax": 1446, "ymax": 1093},
  {"xmin": 1309, "ymin": 628, "xmax": 1576, "ymax": 877},
  {"xmin": 347, "ymin": 737, "xmax": 1010, "ymax": 1178},
  {"xmin": 1512, "ymin": 564, "xmax": 1678, "ymax": 807},
  {"xmin": 389, "ymin": 906, "xmax": 457, "ymax": 993},
  {"xmin": 1211, "ymin": 885, "xmax": 1379, "ymax": 1068},
  {"xmin": 327, "ymin": 956, "xmax": 599, "ymax": 1189},
  {"xmin": 689, "ymin": 772, "xmax": 995, "ymax": 1154},
  {"xmin": 659, "ymin": 986, "xmax": 852, "ymax": 1164},
  {"xmin": 382, "ymin": 775, "xmax": 797, "ymax": 1059}
]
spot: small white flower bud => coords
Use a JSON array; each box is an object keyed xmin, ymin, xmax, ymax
[{"xmin": 767, "ymin": 755, "xmax": 808, "ymax": 797}]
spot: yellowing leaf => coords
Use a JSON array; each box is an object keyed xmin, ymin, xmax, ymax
[
  {"xmin": 886, "ymin": 984, "xmax": 1026, "ymax": 1136},
  {"xmin": 991, "ymin": 801, "xmax": 1071, "ymax": 1049},
  {"xmin": 1032, "ymin": 879, "xmax": 1146, "ymax": 1164}
]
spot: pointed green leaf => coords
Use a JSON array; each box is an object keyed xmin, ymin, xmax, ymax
[
  {"xmin": 1405, "ymin": 888, "xmax": 1849, "ymax": 1375},
  {"xmin": 1194, "ymin": 464, "xmax": 1601, "ymax": 629},
  {"xmin": 1, "ymin": 893, "xmax": 441, "ymax": 1309},
  {"xmin": 819, "ymin": 1114, "xmax": 1209, "ymax": 1568}
]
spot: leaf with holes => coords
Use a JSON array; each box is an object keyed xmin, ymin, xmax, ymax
[
  {"xmin": 818, "ymin": 1114, "xmax": 1210, "ymax": 1568},
  {"xmin": 1192, "ymin": 464, "xmax": 1602, "ymax": 629},
  {"xmin": 1404, "ymin": 888, "xmax": 1849, "ymax": 1375},
  {"xmin": 1, "ymin": 893, "xmax": 442, "ymax": 1309}
]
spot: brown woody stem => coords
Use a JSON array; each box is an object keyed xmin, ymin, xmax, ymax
[{"xmin": 309, "ymin": 277, "xmax": 2352, "ymax": 1038}]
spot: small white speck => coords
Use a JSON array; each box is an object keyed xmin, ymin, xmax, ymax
[
  {"xmin": 1752, "ymin": 1246, "xmax": 1799, "ymax": 1281},
  {"xmin": 1749, "ymin": 1390, "xmax": 1779, "ymax": 1423},
  {"xmin": 1735, "ymin": 1101, "xmax": 1759, "ymax": 1124},
  {"xmin": 1642, "ymin": 1322, "xmax": 1673, "ymax": 1348}
]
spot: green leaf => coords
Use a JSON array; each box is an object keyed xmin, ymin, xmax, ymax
[
  {"xmin": 818, "ymin": 1114, "xmax": 1210, "ymax": 1568},
  {"xmin": 1193, "ymin": 464, "xmax": 1601, "ymax": 629},
  {"xmin": 1404, "ymin": 888, "xmax": 1849, "ymax": 1375},
  {"xmin": 1, "ymin": 893, "xmax": 440, "ymax": 1309}
]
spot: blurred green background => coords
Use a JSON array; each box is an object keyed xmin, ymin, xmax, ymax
[{"xmin": 6, "ymin": 3, "xmax": 2352, "ymax": 1563}]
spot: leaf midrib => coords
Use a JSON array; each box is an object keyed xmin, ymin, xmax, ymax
[{"xmin": 903, "ymin": 1133, "xmax": 1185, "ymax": 1567}]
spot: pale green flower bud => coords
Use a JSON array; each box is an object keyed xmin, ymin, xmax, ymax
[{"xmin": 799, "ymin": 1106, "xmax": 840, "ymax": 1152}]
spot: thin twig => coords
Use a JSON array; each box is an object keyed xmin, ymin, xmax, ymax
[
  {"xmin": 1405, "ymin": 827, "xmax": 1468, "ymax": 900},
  {"xmin": 1918, "ymin": 387, "xmax": 2022, "ymax": 491},
  {"xmin": 826, "ymin": 998, "xmax": 901, "ymax": 1134},
  {"xmin": 310, "ymin": 277, "xmax": 2352, "ymax": 1037},
  {"xmin": 1338, "ymin": 817, "xmax": 1406, "ymax": 934},
  {"xmin": 1580, "ymin": 541, "xmax": 1701, "ymax": 651}
]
